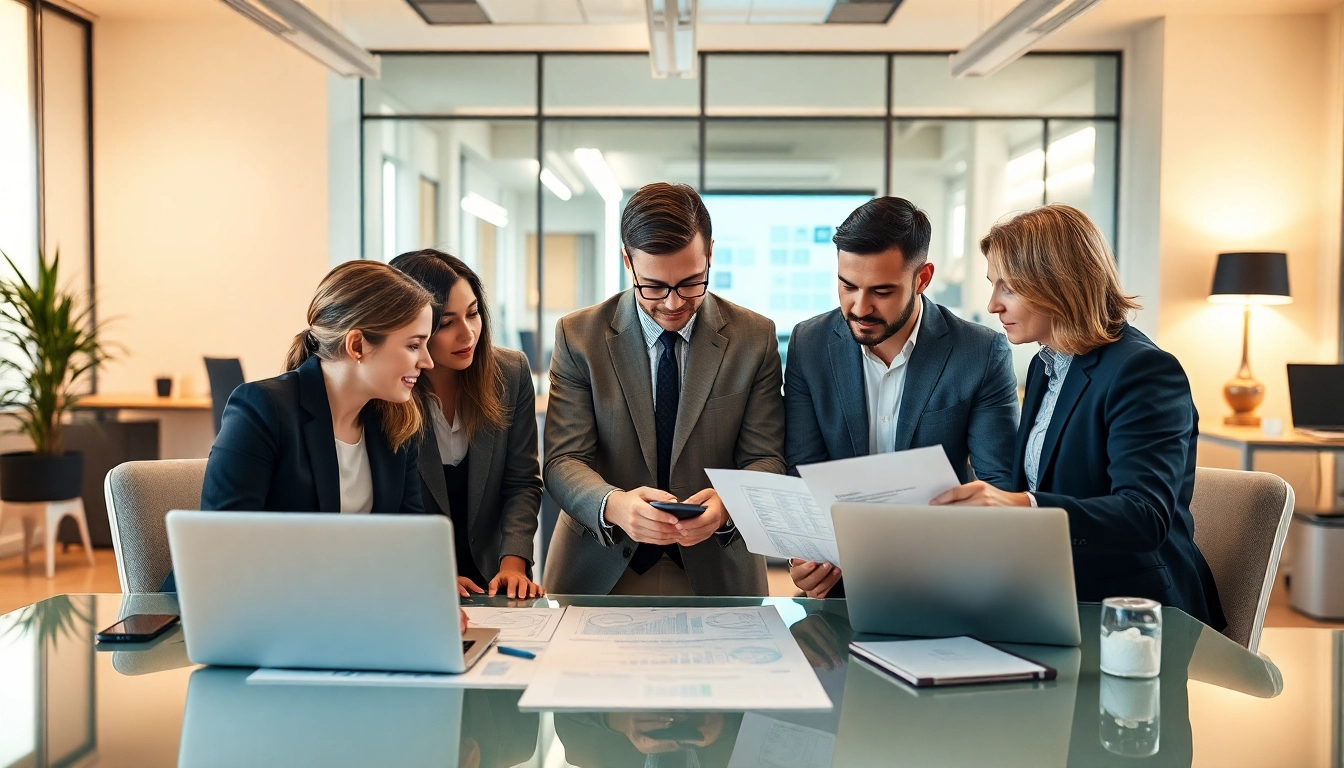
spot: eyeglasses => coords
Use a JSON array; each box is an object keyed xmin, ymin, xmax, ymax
[{"xmin": 629, "ymin": 264, "xmax": 711, "ymax": 301}]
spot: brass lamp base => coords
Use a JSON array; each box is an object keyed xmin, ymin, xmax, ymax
[{"xmin": 1223, "ymin": 375, "xmax": 1265, "ymax": 427}]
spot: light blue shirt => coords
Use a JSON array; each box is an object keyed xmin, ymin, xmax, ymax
[
  {"xmin": 1024, "ymin": 346, "xmax": 1073, "ymax": 495},
  {"xmin": 637, "ymin": 306, "xmax": 696, "ymax": 409}
]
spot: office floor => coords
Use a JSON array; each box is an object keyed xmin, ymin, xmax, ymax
[{"xmin": 0, "ymin": 547, "xmax": 1339, "ymax": 632}]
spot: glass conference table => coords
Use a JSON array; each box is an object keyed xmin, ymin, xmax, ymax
[{"xmin": 0, "ymin": 592, "xmax": 1336, "ymax": 767}]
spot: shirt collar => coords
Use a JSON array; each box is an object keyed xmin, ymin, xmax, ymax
[
  {"xmin": 1038, "ymin": 346, "xmax": 1073, "ymax": 380},
  {"xmin": 859, "ymin": 299, "xmax": 924, "ymax": 371},
  {"xmin": 430, "ymin": 397, "xmax": 461, "ymax": 435},
  {"xmin": 637, "ymin": 304, "xmax": 697, "ymax": 350}
]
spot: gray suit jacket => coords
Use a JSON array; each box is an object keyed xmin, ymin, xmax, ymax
[
  {"xmin": 542, "ymin": 290, "xmax": 786, "ymax": 596},
  {"xmin": 418, "ymin": 348, "xmax": 542, "ymax": 581},
  {"xmin": 784, "ymin": 298, "xmax": 1019, "ymax": 487}
]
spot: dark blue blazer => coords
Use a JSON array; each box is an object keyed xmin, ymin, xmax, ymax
[
  {"xmin": 784, "ymin": 297, "xmax": 1020, "ymax": 486},
  {"xmin": 161, "ymin": 355, "xmax": 425, "ymax": 591},
  {"xmin": 1017, "ymin": 324, "xmax": 1226, "ymax": 629}
]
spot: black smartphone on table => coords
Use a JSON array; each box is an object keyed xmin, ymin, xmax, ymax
[
  {"xmin": 649, "ymin": 501, "xmax": 707, "ymax": 520},
  {"xmin": 96, "ymin": 614, "xmax": 179, "ymax": 643}
]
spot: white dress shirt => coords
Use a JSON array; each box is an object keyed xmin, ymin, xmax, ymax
[
  {"xmin": 861, "ymin": 305, "xmax": 923, "ymax": 454},
  {"xmin": 334, "ymin": 435, "xmax": 373, "ymax": 514},
  {"xmin": 1024, "ymin": 346, "xmax": 1073, "ymax": 503},
  {"xmin": 429, "ymin": 397, "xmax": 469, "ymax": 467}
]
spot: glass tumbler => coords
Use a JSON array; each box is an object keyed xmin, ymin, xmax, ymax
[{"xmin": 1100, "ymin": 597, "xmax": 1162, "ymax": 678}]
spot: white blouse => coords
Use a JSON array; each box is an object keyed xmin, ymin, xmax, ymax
[
  {"xmin": 334, "ymin": 435, "xmax": 373, "ymax": 514},
  {"xmin": 429, "ymin": 399, "xmax": 469, "ymax": 467}
]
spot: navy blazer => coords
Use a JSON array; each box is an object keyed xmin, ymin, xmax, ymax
[
  {"xmin": 784, "ymin": 297, "xmax": 1020, "ymax": 486},
  {"xmin": 161, "ymin": 355, "xmax": 425, "ymax": 591},
  {"xmin": 1017, "ymin": 324, "xmax": 1226, "ymax": 629}
]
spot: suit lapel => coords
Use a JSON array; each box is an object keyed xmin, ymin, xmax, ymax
[
  {"xmin": 607, "ymin": 291, "xmax": 659, "ymax": 482},
  {"xmin": 297, "ymin": 357, "xmax": 341, "ymax": 513},
  {"xmin": 1014, "ymin": 357, "xmax": 1048, "ymax": 491},
  {"xmin": 1035, "ymin": 350, "xmax": 1099, "ymax": 489},
  {"xmin": 466, "ymin": 426, "xmax": 496, "ymax": 529},
  {"xmin": 418, "ymin": 413, "xmax": 452, "ymax": 517},
  {"xmin": 670, "ymin": 295, "xmax": 728, "ymax": 473},
  {"xmin": 894, "ymin": 298, "xmax": 952, "ymax": 451},
  {"xmin": 828, "ymin": 312, "xmax": 868, "ymax": 457}
]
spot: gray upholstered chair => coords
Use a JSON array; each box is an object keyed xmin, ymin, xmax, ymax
[
  {"xmin": 1189, "ymin": 467, "xmax": 1295, "ymax": 653},
  {"xmin": 104, "ymin": 459, "xmax": 208, "ymax": 593}
]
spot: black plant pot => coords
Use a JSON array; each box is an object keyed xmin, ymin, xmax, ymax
[{"xmin": 0, "ymin": 451, "xmax": 84, "ymax": 502}]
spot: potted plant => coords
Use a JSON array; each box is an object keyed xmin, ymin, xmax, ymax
[{"xmin": 0, "ymin": 250, "xmax": 113, "ymax": 502}]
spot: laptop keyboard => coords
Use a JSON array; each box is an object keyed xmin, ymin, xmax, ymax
[{"xmin": 462, "ymin": 640, "xmax": 475, "ymax": 653}]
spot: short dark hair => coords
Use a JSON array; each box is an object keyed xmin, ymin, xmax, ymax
[
  {"xmin": 832, "ymin": 196, "xmax": 932, "ymax": 266},
  {"xmin": 620, "ymin": 182, "xmax": 712, "ymax": 256}
]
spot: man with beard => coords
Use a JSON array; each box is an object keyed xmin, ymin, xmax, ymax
[{"xmin": 783, "ymin": 196, "xmax": 1019, "ymax": 598}]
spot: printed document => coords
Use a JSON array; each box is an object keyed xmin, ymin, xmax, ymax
[
  {"xmin": 708, "ymin": 446, "xmax": 962, "ymax": 566},
  {"xmin": 461, "ymin": 607, "xmax": 564, "ymax": 642},
  {"xmin": 517, "ymin": 606, "xmax": 832, "ymax": 712}
]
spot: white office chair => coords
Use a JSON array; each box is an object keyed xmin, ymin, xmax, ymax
[
  {"xmin": 104, "ymin": 459, "xmax": 207, "ymax": 593},
  {"xmin": 1189, "ymin": 467, "xmax": 1295, "ymax": 653},
  {"xmin": 0, "ymin": 496, "xmax": 95, "ymax": 578}
]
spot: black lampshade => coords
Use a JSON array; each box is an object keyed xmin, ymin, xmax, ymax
[{"xmin": 1209, "ymin": 251, "xmax": 1292, "ymax": 305}]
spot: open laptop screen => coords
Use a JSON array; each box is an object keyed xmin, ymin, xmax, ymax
[{"xmin": 1288, "ymin": 364, "xmax": 1344, "ymax": 429}]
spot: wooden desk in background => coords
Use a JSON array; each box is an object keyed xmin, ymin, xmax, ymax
[
  {"xmin": 1199, "ymin": 421, "xmax": 1344, "ymax": 472},
  {"xmin": 75, "ymin": 393, "xmax": 213, "ymax": 412}
]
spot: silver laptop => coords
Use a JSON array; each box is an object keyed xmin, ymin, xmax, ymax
[
  {"xmin": 832, "ymin": 503, "xmax": 1082, "ymax": 646},
  {"xmin": 165, "ymin": 511, "xmax": 497, "ymax": 673}
]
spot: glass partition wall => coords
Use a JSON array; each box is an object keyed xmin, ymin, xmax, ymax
[{"xmin": 361, "ymin": 52, "xmax": 1120, "ymax": 369}]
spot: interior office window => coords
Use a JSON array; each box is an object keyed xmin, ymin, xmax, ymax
[
  {"xmin": 381, "ymin": 158, "xmax": 397, "ymax": 259},
  {"xmin": 39, "ymin": 5, "xmax": 90, "ymax": 294},
  {"xmin": 706, "ymin": 55, "xmax": 887, "ymax": 116},
  {"xmin": 1046, "ymin": 119, "xmax": 1117, "ymax": 247},
  {"xmin": 892, "ymin": 54, "xmax": 1118, "ymax": 117},
  {"xmin": 543, "ymin": 54, "xmax": 698, "ymax": 117},
  {"xmin": 363, "ymin": 55, "xmax": 537, "ymax": 117},
  {"xmin": 0, "ymin": 0, "xmax": 37, "ymax": 268},
  {"xmin": 539, "ymin": 120, "xmax": 700, "ymax": 365}
]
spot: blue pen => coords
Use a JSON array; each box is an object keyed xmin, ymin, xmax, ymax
[{"xmin": 496, "ymin": 645, "xmax": 536, "ymax": 659}]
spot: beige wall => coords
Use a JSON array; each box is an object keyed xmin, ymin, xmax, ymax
[{"xmin": 93, "ymin": 8, "xmax": 332, "ymax": 399}]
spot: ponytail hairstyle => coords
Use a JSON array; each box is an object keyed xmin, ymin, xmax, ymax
[
  {"xmin": 389, "ymin": 249, "xmax": 507, "ymax": 441},
  {"xmin": 285, "ymin": 260, "xmax": 434, "ymax": 452}
]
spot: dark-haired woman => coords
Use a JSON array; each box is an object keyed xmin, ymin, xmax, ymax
[{"xmin": 391, "ymin": 249, "xmax": 544, "ymax": 599}]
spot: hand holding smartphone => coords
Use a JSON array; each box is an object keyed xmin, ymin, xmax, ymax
[{"xmin": 648, "ymin": 501, "xmax": 707, "ymax": 520}]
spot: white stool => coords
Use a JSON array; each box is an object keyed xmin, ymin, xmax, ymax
[{"xmin": 0, "ymin": 497, "xmax": 95, "ymax": 578}]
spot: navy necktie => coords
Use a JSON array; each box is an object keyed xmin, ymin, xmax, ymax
[
  {"xmin": 655, "ymin": 329, "xmax": 680, "ymax": 492},
  {"xmin": 630, "ymin": 330, "xmax": 683, "ymax": 576}
]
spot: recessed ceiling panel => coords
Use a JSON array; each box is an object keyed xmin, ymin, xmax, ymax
[
  {"xmin": 477, "ymin": 0, "xmax": 586, "ymax": 23},
  {"xmin": 746, "ymin": 0, "xmax": 834, "ymax": 24}
]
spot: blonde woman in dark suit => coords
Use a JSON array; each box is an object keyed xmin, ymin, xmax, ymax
[{"xmin": 392, "ymin": 249, "xmax": 544, "ymax": 599}]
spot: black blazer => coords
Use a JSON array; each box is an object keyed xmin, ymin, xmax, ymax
[
  {"xmin": 161, "ymin": 356, "xmax": 424, "ymax": 591},
  {"xmin": 1016, "ymin": 324, "xmax": 1225, "ymax": 629},
  {"xmin": 418, "ymin": 349, "xmax": 542, "ymax": 581}
]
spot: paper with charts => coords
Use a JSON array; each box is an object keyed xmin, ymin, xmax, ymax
[
  {"xmin": 461, "ymin": 607, "xmax": 564, "ymax": 642},
  {"xmin": 516, "ymin": 606, "xmax": 832, "ymax": 712},
  {"xmin": 706, "ymin": 446, "xmax": 962, "ymax": 566}
]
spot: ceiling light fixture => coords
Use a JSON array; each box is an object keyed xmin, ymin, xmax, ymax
[
  {"xmin": 540, "ymin": 168, "xmax": 573, "ymax": 201},
  {"xmin": 460, "ymin": 192, "xmax": 509, "ymax": 228},
  {"xmin": 573, "ymin": 149, "xmax": 624, "ymax": 203},
  {"xmin": 220, "ymin": 0, "xmax": 380, "ymax": 78},
  {"xmin": 949, "ymin": 0, "xmax": 1106, "ymax": 79},
  {"xmin": 646, "ymin": 0, "xmax": 697, "ymax": 79}
]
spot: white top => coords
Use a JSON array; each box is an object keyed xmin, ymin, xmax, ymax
[
  {"xmin": 862, "ymin": 306, "xmax": 923, "ymax": 455},
  {"xmin": 334, "ymin": 435, "xmax": 373, "ymax": 514},
  {"xmin": 429, "ymin": 398, "xmax": 469, "ymax": 467}
]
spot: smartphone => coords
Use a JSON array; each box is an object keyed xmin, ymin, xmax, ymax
[
  {"xmin": 649, "ymin": 501, "xmax": 707, "ymax": 520},
  {"xmin": 96, "ymin": 614, "xmax": 179, "ymax": 643}
]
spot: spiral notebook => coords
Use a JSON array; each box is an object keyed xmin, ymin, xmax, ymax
[{"xmin": 848, "ymin": 636, "xmax": 1057, "ymax": 688}]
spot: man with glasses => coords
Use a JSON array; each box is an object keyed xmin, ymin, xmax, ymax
[{"xmin": 542, "ymin": 182, "xmax": 785, "ymax": 596}]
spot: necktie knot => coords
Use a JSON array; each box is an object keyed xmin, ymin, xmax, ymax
[{"xmin": 660, "ymin": 329, "xmax": 681, "ymax": 353}]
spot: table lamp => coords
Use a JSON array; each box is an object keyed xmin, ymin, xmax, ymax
[{"xmin": 1207, "ymin": 251, "xmax": 1291, "ymax": 426}]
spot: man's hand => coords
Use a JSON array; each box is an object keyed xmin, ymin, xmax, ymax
[
  {"xmin": 931, "ymin": 481, "xmax": 1031, "ymax": 507},
  {"xmin": 676, "ymin": 488, "xmax": 729, "ymax": 547},
  {"xmin": 488, "ymin": 555, "xmax": 545, "ymax": 598},
  {"xmin": 790, "ymin": 560, "xmax": 842, "ymax": 599},
  {"xmin": 456, "ymin": 575, "xmax": 485, "ymax": 598},
  {"xmin": 605, "ymin": 487, "xmax": 680, "ymax": 544}
]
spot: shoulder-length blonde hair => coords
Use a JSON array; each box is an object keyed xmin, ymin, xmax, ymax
[
  {"xmin": 980, "ymin": 204, "xmax": 1140, "ymax": 356},
  {"xmin": 285, "ymin": 260, "xmax": 434, "ymax": 452}
]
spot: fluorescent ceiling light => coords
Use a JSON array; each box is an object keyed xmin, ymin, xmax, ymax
[
  {"xmin": 221, "ymin": 0, "xmax": 379, "ymax": 78},
  {"xmin": 646, "ymin": 0, "xmax": 697, "ymax": 79},
  {"xmin": 573, "ymin": 148, "xmax": 624, "ymax": 203},
  {"xmin": 540, "ymin": 168, "xmax": 573, "ymax": 201},
  {"xmin": 949, "ymin": 0, "xmax": 1106, "ymax": 79},
  {"xmin": 460, "ymin": 192, "xmax": 508, "ymax": 228},
  {"xmin": 545, "ymin": 150, "xmax": 586, "ymax": 195}
]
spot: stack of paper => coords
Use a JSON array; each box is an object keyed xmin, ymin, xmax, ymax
[
  {"xmin": 707, "ymin": 446, "xmax": 962, "ymax": 565},
  {"xmin": 517, "ymin": 606, "xmax": 832, "ymax": 712}
]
